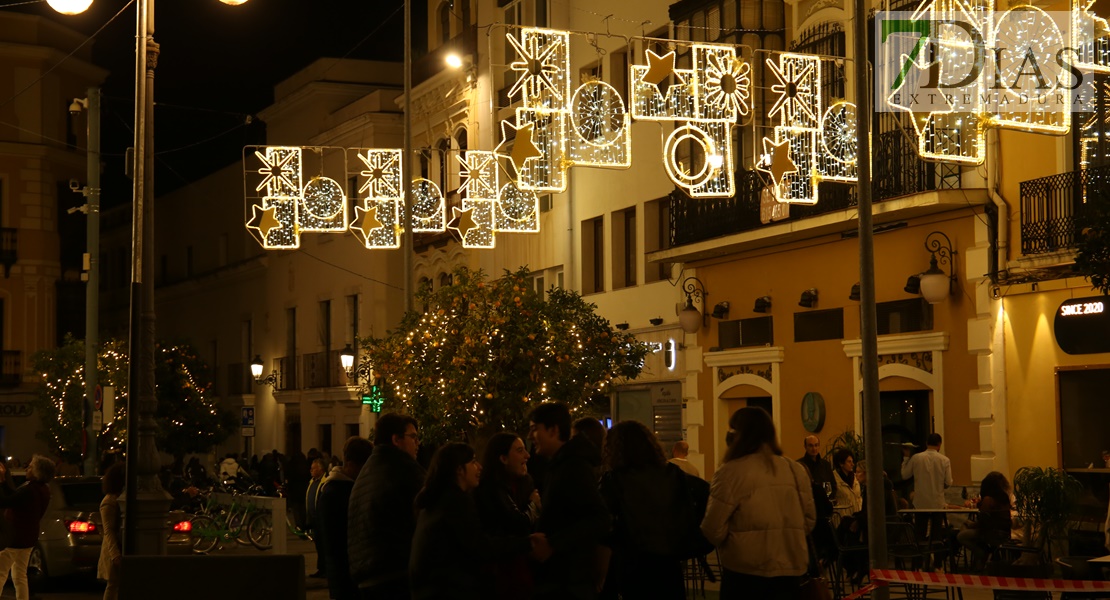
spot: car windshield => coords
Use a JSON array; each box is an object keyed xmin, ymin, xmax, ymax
[{"xmin": 60, "ymin": 481, "xmax": 102, "ymax": 508}]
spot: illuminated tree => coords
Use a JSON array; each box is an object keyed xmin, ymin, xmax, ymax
[
  {"xmin": 31, "ymin": 337, "xmax": 237, "ymax": 461},
  {"xmin": 361, "ymin": 266, "xmax": 649, "ymax": 446}
]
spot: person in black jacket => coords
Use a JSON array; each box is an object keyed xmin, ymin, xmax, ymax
[
  {"xmin": 528, "ymin": 402, "xmax": 612, "ymax": 600},
  {"xmin": 347, "ymin": 413, "xmax": 425, "ymax": 600},
  {"xmin": 599, "ymin": 420, "xmax": 687, "ymax": 600},
  {"xmin": 475, "ymin": 432, "xmax": 541, "ymax": 600},
  {"xmin": 0, "ymin": 454, "xmax": 54, "ymax": 600},
  {"xmin": 319, "ymin": 436, "xmax": 373, "ymax": 600},
  {"xmin": 410, "ymin": 443, "xmax": 538, "ymax": 599}
]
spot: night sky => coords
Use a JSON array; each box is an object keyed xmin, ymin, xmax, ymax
[{"xmin": 7, "ymin": 0, "xmax": 404, "ymax": 206}]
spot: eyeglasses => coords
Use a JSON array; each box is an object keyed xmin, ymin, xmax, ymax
[{"xmin": 404, "ymin": 433, "xmax": 419, "ymax": 441}]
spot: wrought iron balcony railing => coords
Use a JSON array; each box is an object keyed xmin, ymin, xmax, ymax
[
  {"xmin": 1021, "ymin": 164, "xmax": 1110, "ymax": 255},
  {"xmin": 276, "ymin": 355, "xmax": 298, "ymax": 391},
  {"xmin": 303, "ymin": 350, "xmax": 343, "ymax": 389}
]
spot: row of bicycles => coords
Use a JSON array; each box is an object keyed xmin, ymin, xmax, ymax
[{"xmin": 182, "ymin": 474, "xmax": 311, "ymax": 554}]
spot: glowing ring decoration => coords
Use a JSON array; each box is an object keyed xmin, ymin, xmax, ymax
[
  {"xmin": 663, "ymin": 124, "xmax": 718, "ymax": 189},
  {"xmin": 570, "ymin": 81, "xmax": 627, "ymax": 146},
  {"xmin": 301, "ymin": 177, "xmax": 346, "ymax": 220},
  {"xmin": 497, "ymin": 182, "xmax": 539, "ymax": 225}
]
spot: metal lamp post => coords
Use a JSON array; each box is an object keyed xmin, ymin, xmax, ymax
[{"xmin": 49, "ymin": 0, "xmax": 250, "ymax": 556}]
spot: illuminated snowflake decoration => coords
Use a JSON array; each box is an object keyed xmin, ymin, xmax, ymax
[
  {"xmin": 357, "ymin": 149, "xmax": 401, "ymax": 198},
  {"xmin": 254, "ymin": 146, "xmax": 301, "ymax": 196},
  {"xmin": 507, "ymin": 28, "xmax": 568, "ymax": 104},
  {"xmin": 495, "ymin": 182, "xmax": 540, "ymax": 233},
  {"xmin": 571, "ymin": 81, "xmax": 626, "ymax": 145},
  {"xmin": 457, "ymin": 151, "xmax": 498, "ymax": 199},
  {"xmin": 820, "ymin": 102, "xmax": 858, "ymax": 165},
  {"xmin": 703, "ymin": 53, "xmax": 752, "ymax": 118},
  {"xmin": 766, "ymin": 54, "xmax": 820, "ymax": 128}
]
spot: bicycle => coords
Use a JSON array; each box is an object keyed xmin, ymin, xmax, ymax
[{"xmin": 190, "ymin": 491, "xmax": 270, "ymax": 552}]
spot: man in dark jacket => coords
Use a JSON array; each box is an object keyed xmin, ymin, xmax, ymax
[
  {"xmin": 528, "ymin": 402, "xmax": 611, "ymax": 600},
  {"xmin": 320, "ymin": 436, "xmax": 374, "ymax": 600},
  {"xmin": 0, "ymin": 454, "xmax": 55, "ymax": 598},
  {"xmin": 347, "ymin": 413, "xmax": 425, "ymax": 600},
  {"xmin": 798, "ymin": 435, "xmax": 836, "ymax": 494}
]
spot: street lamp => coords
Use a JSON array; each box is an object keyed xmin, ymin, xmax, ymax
[
  {"xmin": 678, "ymin": 277, "xmax": 708, "ymax": 334},
  {"xmin": 250, "ymin": 355, "xmax": 277, "ymax": 388},
  {"xmin": 50, "ymin": 0, "xmax": 251, "ymax": 557},
  {"xmin": 339, "ymin": 344, "xmax": 374, "ymax": 388}
]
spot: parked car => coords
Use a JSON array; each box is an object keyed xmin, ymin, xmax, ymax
[{"xmin": 8, "ymin": 473, "xmax": 193, "ymax": 586}]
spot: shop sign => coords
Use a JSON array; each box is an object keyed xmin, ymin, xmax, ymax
[
  {"xmin": 1054, "ymin": 296, "xmax": 1110, "ymax": 354},
  {"xmin": 0, "ymin": 402, "xmax": 33, "ymax": 418}
]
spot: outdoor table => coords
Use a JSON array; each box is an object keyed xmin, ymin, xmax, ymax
[{"xmin": 897, "ymin": 507, "xmax": 979, "ymax": 571}]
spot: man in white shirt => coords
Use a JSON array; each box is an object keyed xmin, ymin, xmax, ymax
[
  {"xmin": 669, "ymin": 440, "xmax": 700, "ymax": 478},
  {"xmin": 901, "ymin": 433, "xmax": 953, "ymax": 509}
]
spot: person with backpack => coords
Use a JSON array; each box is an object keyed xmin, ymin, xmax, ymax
[
  {"xmin": 598, "ymin": 420, "xmax": 695, "ymax": 600},
  {"xmin": 701, "ymin": 407, "xmax": 816, "ymax": 600}
]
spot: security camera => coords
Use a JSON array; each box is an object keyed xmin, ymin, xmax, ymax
[
  {"xmin": 69, "ymin": 179, "xmax": 81, "ymax": 191},
  {"xmin": 69, "ymin": 98, "xmax": 86, "ymax": 116}
]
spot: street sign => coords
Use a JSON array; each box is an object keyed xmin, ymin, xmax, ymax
[
  {"xmin": 241, "ymin": 407, "xmax": 255, "ymax": 427},
  {"xmin": 242, "ymin": 427, "xmax": 255, "ymax": 437},
  {"xmin": 93, "ymin": 411, "xmax": 103, "ymax": 428},
  {"xmin": 94, "ymin": 385, "xmax": 103, "ymax": 411}
]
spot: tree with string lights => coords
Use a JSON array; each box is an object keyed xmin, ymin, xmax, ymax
[
  {"xmin": 361, "ymin": 266, "xmax": 650, "ymax": 446},
  {"xmin": 1074, "ymin": 180, "xmax": 1110, "ymax": 295},
  {"xmin": 31, "ymin": 336, "xmax": 237, "ymax": 462}
]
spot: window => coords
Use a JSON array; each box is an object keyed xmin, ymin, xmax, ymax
[
  {"xmin": 876, "ymin": 299, "xmax": 933, "ymax": 335},
  {"xmin": 530, "ymin": 266, "xmax": 564, "ymax": 299},
  {"xmin": 286, "ymin": 307, "xmax": 297, "ymax": 359},
  {"xmin": 346, "ymin": 294, "xmax": 359, "ymax": 346},
  {"xmin": 609, "ymin": 46, "xmax": 630, "ymax": 103},
  {"xmin": 320, "ymin": 424, "xmax": 333, "ymax": 456},
  {"xmin": 438, "ymin": 272, "xmax": 453, "ymax": 288},
  {"xmin": 499, "ymin": 0, "xmax": 550, "ymax": 104},
  {"xmin": 794, "ymin": 308, "xmax": 844, "ymax": 342},
  {"xmin": 318, "ymin": 300, "xmax": 331, "ymax": 349},
  {"xmin": 718, "ymin": 316, "xmax": 773, "ymax": 348},
  {"xmin": 612, "ymin": 208, "xmax": 637, "ymax": 289},
  {"xmin": 581, "ymin": 216, "xmax": 604, "ymax": 294},
  {"xmin": 439, "ymin": 2, "xmax": 453, "ymax": 46},
  {"xmin": 644, "ymin": 196, "xmax": 672, "ymax": 283}
]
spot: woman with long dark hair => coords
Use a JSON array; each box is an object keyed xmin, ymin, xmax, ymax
[
  {"xmin": 700, "ymin": 407, "xmax": 816, "ymax": 600},
  {"xmin": 475, "ymin": 433, "xmax": 540, "ymax": 600},
  {"xmin": 599, "ymin": 420, "xmax": 687, "ymax": 600},
  {"xmin": 97, "ymin": 463, "xmax": 125, "ymax": 600},
  {"xmin": 957, "ymin": 471, "xmax": 1013, "ymax": 571},
  {"xmin": 410, "ymin": 443, "xmax": 538, "ymax": 600},
  {"xmin": 832, "ymin": 448, "xmax": 863, "ymax": 519}
]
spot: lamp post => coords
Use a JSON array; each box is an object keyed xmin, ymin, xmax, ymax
[
  {"xmin": 72, "ymin": 88, "xmax": 101, "ymax": 477},
  {"xmin": 50, "ymin": 0, "xmax": 249, "ymax": 556}
]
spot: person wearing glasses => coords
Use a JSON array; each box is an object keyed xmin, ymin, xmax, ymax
[{"xmin": 348, "ymin": 413, "xmax": 426, "ymax": 600}]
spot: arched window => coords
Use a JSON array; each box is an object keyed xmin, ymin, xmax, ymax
[
  {"xmin": 439, "ymin": 2, "xmax": 452, "ymax": 45},
  {"xmin": 437, "ymin": 137, "xmax": 452, "ymax": 193},
  {"xmin": 438, "ymin": 272, "xmax": 453, "ymax": 288}
]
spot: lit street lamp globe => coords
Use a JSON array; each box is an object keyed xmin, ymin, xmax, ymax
[
  {"xmin": 219, "ymin": 0, "xmax": 250, "ymax": 4},
  {"xmin": 46, "ymin": 0, "xmax": 93, "ymax": 14}
]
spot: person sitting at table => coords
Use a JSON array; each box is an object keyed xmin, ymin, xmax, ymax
[{"xmin": 956, "ymin": 471, "xmax": 1013, "ymax": 572}]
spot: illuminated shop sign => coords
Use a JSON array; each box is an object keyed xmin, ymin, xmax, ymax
[{"xmin": 1054, "ymin": 296, "xmax": 1110, "ymax": 354}]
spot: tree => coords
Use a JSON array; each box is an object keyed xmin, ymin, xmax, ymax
[
  {"xmin": 31, "ymin": 337, "xmax": 237, "ymax": 461},
  {"xmin": 361, "ymin": 266, "xmax": 650, "ymax": 446},
  {"xmin": 1073, "ymin": 177, "xmax": 1110, "ymax": 293}
]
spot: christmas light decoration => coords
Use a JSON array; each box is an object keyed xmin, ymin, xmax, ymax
[
  {"xmin": 1072, "ymin": 0, "xmax": 1110, "ymax": 74},
  {"xmin": 299, "ymin": 176, "xmax": 348, "ymax": 232},
  {"xmin": 457, "ymin": 150, "xmax": 499, "ymax": 249},
  {"xmin": 988, "ymin": 6, "xmax": 1071, "ymax": 135},
  {"xmin": 568, "ymin": 80, "xmax": 632, "ymax": 168},
  {"xmin": 410, "ymin": 178, "xmax": 447, "ymax": 232},
  {"xmin": 766, "ymin": 53, "xmax": 820, "ymax": 128},
  {"xmin": 350, "ymin": 148, "xmax": 403, "ymax": 249},
  {"xmin": 818, "ymin": 101, "xmax": 860, "ymax": 181},
  {"xmin": 254, "ymin": 146, "xmax": 301, "ymax": 197},
  {"xmin": 356, "ymin": 148, "xmax": 402, "ymax": 198},
  {"xmin": 495, "ymin": 182, "xmax": 540, "ymax": 232}
]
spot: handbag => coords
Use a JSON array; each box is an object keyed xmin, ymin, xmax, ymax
[{"xmin": 786, "ymin": 458, "xmax": 834, "ymax": 600}]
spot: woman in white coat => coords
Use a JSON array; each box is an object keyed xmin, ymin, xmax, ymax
[
  {"xmin": 700, "ymin": 407, "xmax": 816, "ymax": 600},
  {"xmin": 97, "ymin": 463, "xmax": 125, "ymax": 600}
]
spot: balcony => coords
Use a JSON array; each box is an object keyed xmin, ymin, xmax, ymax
[
  {"xmin": 0, "ymin": 351, "xmax": 21, "ymax": 387},
  {"xmin": 1, "ymin": 228, "xmax": 16, "ymax": 277},
  {"xmin": 275, "ymin": 355, "xmax": 298, "ymax": 391},
  {"xmin": 303, "ymin": 350, "xmax": 343, "ymax": 389},
  {"xmin": 1021, "ymin": 165, "xmax": 1110, "ymax": 255}
]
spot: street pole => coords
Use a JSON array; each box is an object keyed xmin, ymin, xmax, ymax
[
  {"xmin": 123, "ymin": 0, "xmax": 170, "ymax": 556},
  {"xmin": 83, "ymin": 87, "xmax": 100, "ymax": 477},
  {"xmin": 402, "ymin": 0, "xmax": 414, "ymax": 313},
  {"xmin": 855, "ymin": 0, "xmax": 889, "ymax": 593}
]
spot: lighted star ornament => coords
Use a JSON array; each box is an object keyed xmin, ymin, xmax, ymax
[
  {"xmin": 641, "ymin": 50, "xmax": 681, "ymax": 98},
  {"xmin": 246, "ymin": 204, "xmax": 281, "ymax": 244},
  {"xmin": 761, "ymin": 138, "xmax": 799, "ymax": 186},
  {"xmin": 349, "ymin": 204, "xmax": 385, "ymax": 247},
  {"xmin": 447, "ymin": 206, "xmax": 479, "ymax": 239},
  {"xmin": 496, "ymin": 121, "xmax": 543, "ymax": 173}
]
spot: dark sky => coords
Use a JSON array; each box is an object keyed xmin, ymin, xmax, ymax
[{"xmin": 11, "ymin": 0, "xmax": 404, "ymax": 204}]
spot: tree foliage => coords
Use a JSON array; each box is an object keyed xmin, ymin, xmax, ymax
[
  {"xmin": 1073, "ymin": 183, "xmax": 1110, "ymax": 294},
  {"xmin": 361, "ymin": 266, "xmax": 649, "ymax": 446},
  {"xmin": 31, "ymin": 336, "xmax": 237, "ymax": 461}
]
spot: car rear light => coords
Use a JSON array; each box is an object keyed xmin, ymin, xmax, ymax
[
  {"xmin": 173, "ymin": 520, "xmax": 191, "ymax": 532},
  {"xmin": 67, "ymin": 520, "xmax": 96, "ymax": 534}
]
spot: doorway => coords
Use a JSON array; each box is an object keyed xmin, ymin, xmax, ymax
[{"xmin": 877, "ymin": 390, "xmax": 931, "ymax": 499}]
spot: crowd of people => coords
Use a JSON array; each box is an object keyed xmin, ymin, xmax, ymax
[{"xmin": 0, "ymin": 403, "xmax": 1071, "ymax": 600}]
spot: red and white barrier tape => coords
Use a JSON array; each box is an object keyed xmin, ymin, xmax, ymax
[
  {"xmin": 869, "ymin": 569, "xmax": 1110, "ymax": 593},
  {"xmin": 841, "ymin": 581, "xmax": 884, "ymax": 600}
]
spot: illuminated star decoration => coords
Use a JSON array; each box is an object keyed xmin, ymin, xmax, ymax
[
  {"xmin": 446, "ymin": 206, "xmax": 479, "ymax": 239},
  {"xmin": 887, "ymin": 54, "xmax": 957, "ymax": 137},
  {"xmin": 357, "ymin": 150, "xmax": 401, "ymax": 197},
  {"xmin": 350, "ymin": 203, "xmax": 385, "ymax": 244},
  {"xmin": 246, "ymin": 204, "xmax": 281, "ymax": 243},
  {"xmin": 762, "ymin": 138, "xmax": 799, "ymax": 185},
  {"xmin": 642, "ymin": 49, "xmax": 682, "ymax": 98},
  {"xmin": 496, "ymin": 121, "xmax": 543, "ymax": 173},
  {"xmin": 254, "ymin": 149, "xmax": 299, "ymax": 195},
  {"xmin": 507, "ymin": 29, "xmax": 567, "ymax": 103},
  {"xmin": 766, "ymin": 56, "xmax": 819, "ymax": 126}
]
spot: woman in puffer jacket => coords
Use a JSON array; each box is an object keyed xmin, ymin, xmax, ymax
[{"xmin": 701, "ymin": 407, "xmax": 816, "ymax": 600}]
